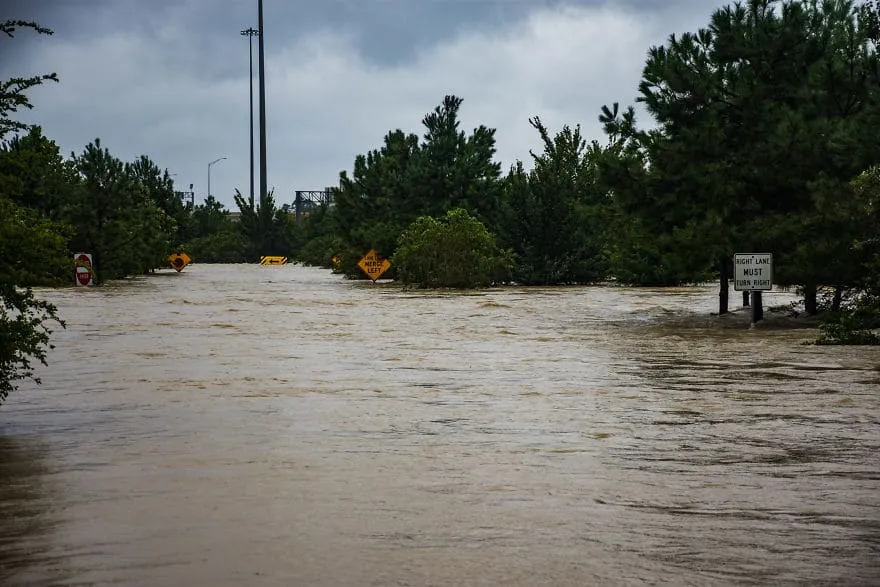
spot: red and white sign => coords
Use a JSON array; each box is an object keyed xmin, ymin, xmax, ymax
[{"xmin": 74, "ymin": 253, "xmax": 94, "ymax": 286}]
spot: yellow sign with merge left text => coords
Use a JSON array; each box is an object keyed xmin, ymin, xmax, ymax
[{"xmin": 357, "ymin": 249, "xmax": 391, "ymax": 281}]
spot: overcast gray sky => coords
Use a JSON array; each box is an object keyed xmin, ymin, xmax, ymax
[{"xmin": 2, "ymin": 0, "xmax": 719, "ymax": 209}]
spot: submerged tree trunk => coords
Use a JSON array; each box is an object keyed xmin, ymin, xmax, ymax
[
  {"xmin": 94, "ymin": 250, "xmax": 103, "ymax": 285},
  {"xmin": 804, "ymin": 283, "xmax": 818, "ymax": 316},
  {"xmin": 91, "ymin": 224, "xmax": 104, "ymax": 286},
  {"xmin": 832, "ymin": 286, "xmax": 843, "ymax": 312},
  {"xmin": 719, "ymin": 256, "xmax": 729, "ymax": 315},
  {"xmin": 751, "ymin": 290, "xmax": 763, "ymax": 323}
]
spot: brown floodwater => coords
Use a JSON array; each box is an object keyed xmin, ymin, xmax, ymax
[{"xmin": 1, "ymin": 264, "xmax": 878, "ymax": 586}]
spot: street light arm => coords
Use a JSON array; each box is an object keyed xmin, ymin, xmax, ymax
[{"xmin": 207, "ymin": 157, "xmax": 226, "ymax": 199}]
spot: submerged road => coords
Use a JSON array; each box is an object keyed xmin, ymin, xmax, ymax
[{"xmin": 2, "ymin": 264, "xmax": 878, "ymax": 585}]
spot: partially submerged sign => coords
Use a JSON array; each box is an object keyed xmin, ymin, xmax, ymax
[
  {"xmin": 169, "ymin": 251, "xmax": 191, "ymax": 272},
  {"xmin": 74, "ymin": 252, "xmax": 94, "ymax": 286},
  {"xmin": 734, "ymin": 253, "xmax": 773, "ymax": 291},
  {"xmin": 357, "ymin": 249, "xmax": 391, "ymax": 282},
  {"xmin": 260, "ymin": 256, "xmax": 288, "ymax": 266}
]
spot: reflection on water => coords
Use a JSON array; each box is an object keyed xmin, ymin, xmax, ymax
[
  {"xmin": 1, "ymin": 264, "xmax": 878, "ymax": 586},
  {"xmin": 0, "ymin": 436, "xmax": 58, "ymax": 584}
]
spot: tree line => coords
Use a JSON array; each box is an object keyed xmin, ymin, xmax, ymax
[
  {"xmin": 3, "ymin": 0, "xmax": 880, "ymax": 403},
  {"xmin": 297, "ymin": 1, "xmax": 879, "ymax": 324}
]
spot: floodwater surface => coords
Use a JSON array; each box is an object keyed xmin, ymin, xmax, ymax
[{"xmin": 1, "ymin": 264, "xmax": 878, "ymax": 586}]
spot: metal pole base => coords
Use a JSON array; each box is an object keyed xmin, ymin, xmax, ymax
[{"xmin": 750, "ymin": 291, "xmax": 763, "ymax": 325}]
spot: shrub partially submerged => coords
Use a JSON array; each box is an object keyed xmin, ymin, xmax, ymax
[
  {"xmin": 816, "ymin": 297, "xmax": 880, "ymax": 345},
  {"xmin": 394, "ymin": 208, "xmax": 514, "ymax": 289}
]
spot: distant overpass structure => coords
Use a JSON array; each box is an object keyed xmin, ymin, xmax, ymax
[
  {"xmin": 175, "ymin": 184, "xmax": 196, "ymax": 208},
  {"xmin": 294, "ymin": 188, "xmax": 335, "ymax": 223}
]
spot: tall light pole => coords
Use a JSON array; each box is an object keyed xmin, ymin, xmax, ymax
[
  {"xmin": 207, "ymin": 157, "xmax": 226, "ymax": 200},
  {"xmin": 258, "ymin": 0, "xmax": 267, "ymax": 204},
  {"xmin": 241, "ymin": 27, "xmax": 259, "ymax": 210}
]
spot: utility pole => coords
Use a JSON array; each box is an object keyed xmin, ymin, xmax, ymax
[
  {"xmin": 258, "ymin": 0, "xmax": 267, "ymax": 204},
  {"xmin": 241, "ymin": 27, "xmax": 259, "ymax": 210}
]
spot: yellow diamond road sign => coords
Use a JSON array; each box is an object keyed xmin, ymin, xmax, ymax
[
  {"xmin": 357, "ymin": 249, "xmax": 391, "ymax": 282},
  {"xmin": 169, "ymin": 251, "xmax": 191, "ymax": 272}
]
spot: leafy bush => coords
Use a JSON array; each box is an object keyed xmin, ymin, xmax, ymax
[
  {"xmin": 394, "ymin": 208, "xmax": 513, "ymax": 289},
  {"xmin": 816, "ymin": 298, "xmax": 880, "ymax": 345},
  {"xmin": 0, "ymin": 198, "xmax": 66, "ymax": 406},
  {"xmin": 297, "ymin": 234, "xmax": 346, "ymax": 269},
  {"xmin": 184, "ymin": 230, "xmax": 251, "ymax": 264}
]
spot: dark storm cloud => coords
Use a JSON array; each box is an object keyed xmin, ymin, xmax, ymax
[
  {"xmin": 11, "ymin": 0, "xmax": 537, "ymax": 66},
  {"xmin": 8, "ymin": 0, "xmax": 722, "ymax": 70},
  {"xmin": 2, "ymin": 0, "xmax": 725, "ymax": 208}
]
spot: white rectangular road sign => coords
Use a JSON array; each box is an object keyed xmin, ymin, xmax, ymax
[{"xmin": 734, "ymin": 253, "xmax": 773, "ymax": 291}]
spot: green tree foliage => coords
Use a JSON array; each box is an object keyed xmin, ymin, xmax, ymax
[
  {"xmin": 0, "ymin": 126, "xmax": 76, "ymax": 220},
  {"xmin": 234, "ymin": 188, "xmax": 291, "ymax": 260},
  {"xmin": 332, "ymin": 129, "xmax": 421, "ymax": 270},
  {"xmin": 0, "ymin": 198, "xmax": 70, "ymax": 287},
  {"xmin": 816, "ymin": 164, "xmax": 880, "ymax": 343},
  {"xmin": 185, "ymin": 195, "xmax": 249, "ymax": 263},
  {"xmin": 817, "ymin": 305, "xmax": 880, "ymax": 343},
  {"xmin": 67, "ymin": 140, "xmax": 162, "ymax": 282},
  {"xmin": 327, "ymin": 96, "xmax": 503, "ymax": 276},
  {"xmin": 497, "ymin": 118, "xmax": 610, "ymax": 285},
  {"xmin": 0, "ymin": 283, "xmax": 64, "ymax": 406},
  {"xmin": 413, "ymin": 96, "xmax": 503, "ymax": 223},
  {"xmin": 593, "ymin": 106, "xmax": 693, "ymax": 286},
  {"xmin": 852, "ymin": 164, "xmax": 880, "ymax": 295},
  {"xmin": 130, "ymin": 155, "xmax": 188, "ymax": 249},
  {"xmin": 191, "ymin": 195, "xmax": 231, "ymax": 237},
  {"xmin": 0, "ymin": 197, "xmax": 68, "ymax": 404},
  {"xmin": 393, "ymin": 208, "xmax": 513, "ymax": 288},
  {"xmin": 600, "ymin": 0, "xmax": 880, "ymax": 313},
  {"xmin": 292, "ymin": 199, "xmax": 345, "ymax": 268},
  {"xmin": 0, "ymin": 20, "xmax": 65, "ymax": 406}
]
